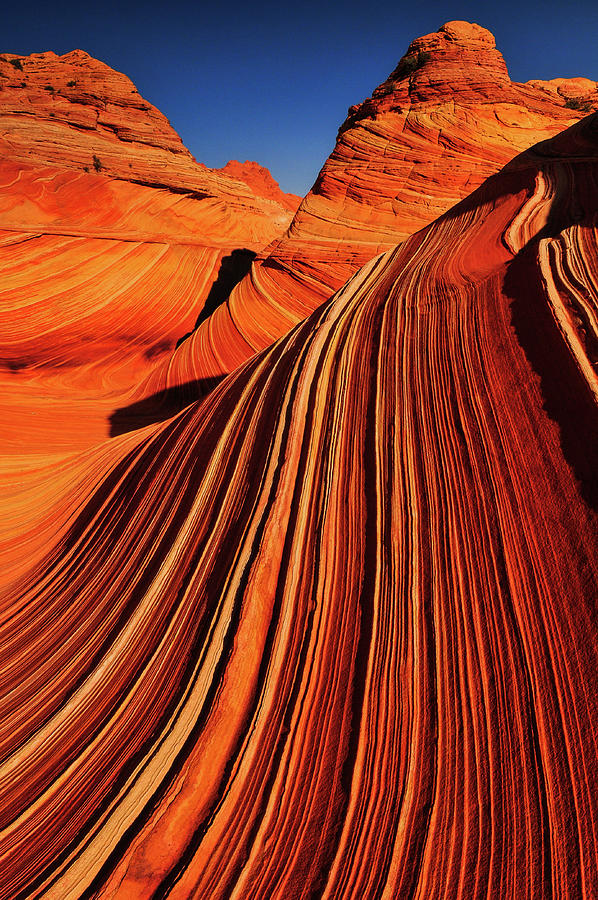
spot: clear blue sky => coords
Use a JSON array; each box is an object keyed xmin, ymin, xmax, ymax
[{"xmin": 4, "ymin": 0, "xmax": 597, "ymax": 194}]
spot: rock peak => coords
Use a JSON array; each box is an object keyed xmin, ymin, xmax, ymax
[
  {"xmin": 405, "ymin": 20, "xmax": 503, "ymax": 62},
  {"xmin": 366, "ymin": 20, "xmax": 509, "ymax": 103},
  {"xmin": 215, "ymin": 159, "xmax": 301, "ymax": 212},
  {"xmin": 438, "ymin": 21, "xmax": 496, "ymax": 47}
]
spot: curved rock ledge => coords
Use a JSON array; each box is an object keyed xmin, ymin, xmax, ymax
[{"xmin": 1, "ymin": 113, "xmax": 597, "ymax": 898}]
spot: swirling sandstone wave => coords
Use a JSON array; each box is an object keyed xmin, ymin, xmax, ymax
[
  {"xmin": 1, "ymin": 113, "xmax": 597, "ymax": 898},
  {"xmin": 0, "ymin": 50, "xmax": 297, "ymax": 458},
  {"xmin": 170, "ymin": 20, "xmax": 598, "ymax": 384}
]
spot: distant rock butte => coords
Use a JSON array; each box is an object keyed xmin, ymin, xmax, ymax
[
  {"xmin": 215, "ymin": 159, "xmax": 301, "ymax": 212},
  {"xmin": 168, "ymin": 20, "xmax": 598, "ymax": 384}
]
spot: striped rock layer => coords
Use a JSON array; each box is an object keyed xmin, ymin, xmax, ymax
[
  {"xmin": 0, "ymin": 48, "xmax": 296, "ymax": 215},
  {"xmin": 1, "ymin": 112, "xmax": 597, "ymax": 898},
  {"xmin": 0, "ymin": 51, "xmax": 298, "ymax": 457},
  {"xmin": 171, "ymin": 20, "xmax": 598, "ymax": 385}
]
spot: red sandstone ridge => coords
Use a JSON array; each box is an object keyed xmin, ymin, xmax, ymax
[
  {"xmin": 166, "ymin": 20, "xmax": 598, "ymax": 384},
  {"xmin": 216, "ymin": 159, "xmax": 301, "ymax": 212},
  {"xmin": 2, "ymin": 113, "xmax": 598, "ymax": 897},
  {"xmin": 0, "ymin": 50, "xmax": 298, "ymax": 461},
  {"xmin": 0, "ymin": 50, "xmax": 294, "ymax": 234},
  {"xmin": 0, "ymin": 49, "xmax": 195, "ymax": 184},
  {"xmin": 309, "ymin": 19, "xmax": 596, "ymax": 247}
]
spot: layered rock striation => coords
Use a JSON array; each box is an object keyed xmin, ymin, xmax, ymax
[
  {"xmin": 0, "ymin": 50, "xmax": 298, "ymax": 456},
  {"xmin": 0, "ymin": 49, "xmax": 295, "ymax": 218},
  {"xmin": 2, "ymin": 112, "xmax": 598, "ymax": 897},
  {"xmin": 169, "ymin": 21, "xmax": 598, "ymax": 383}
]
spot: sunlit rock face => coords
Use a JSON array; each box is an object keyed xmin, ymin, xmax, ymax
[
  {"xmin": 0, "ymin": 49, "xmax": 295, "ymax": 216},
  {"xmin": 172, "ymin": 21, "xmax": 598, "ymax": 383},
  {"xmin": 215, "ymin": 159, "xmax": 302, "ymax": 212},
  {"xmin": 0, "ymin": 50, "xmax": 297, "ymax": 463},
  {"xmin": 2, "ymin": 110, "xmax": 598, "ymax": 898}
]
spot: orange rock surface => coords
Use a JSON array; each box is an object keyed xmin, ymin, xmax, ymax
[
  {"xmin": 0, "ymin": 50, "xmax": 297, "ymax": 459},
  {"xmin": 1, "ymin": 112, "xmax": 597, "ymax": 897},
  {"xmin": 216, "ymin": 159, "xmax": 302, "ymax": 212},
  {"xmin": 170, "ymin": 21, "xmax": 598, "ymax": 384},
  {"xmin": 0, "ymin": 49, "xmax": 294, "ymax": 215}
]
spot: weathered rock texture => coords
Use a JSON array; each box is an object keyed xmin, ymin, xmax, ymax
[
  {"xmin": 215, "ymin": 159, "xmax": 301, "ymax": 212},
  {"xmin": 169, "ymin": 21, "xmax": 598, "ymax": 384},
  {"xmin": 2, "ymin": 107, "xmax": 598, "ymax": 897},
  {"xmin": 0, "ymin": 50, "xmax": 297, "ymax": 456},
  {"xmin": 0, "ymin": 49, "xmax": 295, "ymax": 218}
]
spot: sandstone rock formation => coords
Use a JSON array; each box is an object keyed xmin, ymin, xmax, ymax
[
  {"xmin": 0, "ymin": 50, "xmax": 297, "ymax": 459},
  {"xmin": 1, "ymin": 107, "xmax": 598, "ymax": 897},
  {"xmin": 215, "ymin": 159, "xmax": 301, "ymax": 212},
  {"xmin": 168, "ymin": 21, "xmax": 598, "ymax": 384},
  {"xmin": 0, "ymin": 49, "xmax": 295, "ymax": 219}
]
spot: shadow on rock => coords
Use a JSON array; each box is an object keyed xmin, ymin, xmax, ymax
[
  {"xmin": 504, "ymin": 229, "xmax": 598, "ymax": 512},
  {"xmin": 176, "ymin": 248, "xmax": 256, "ymax": 348},
  {"xmin": 109, "ymin": 377, "xmax": 224, "ymax": 437}
]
